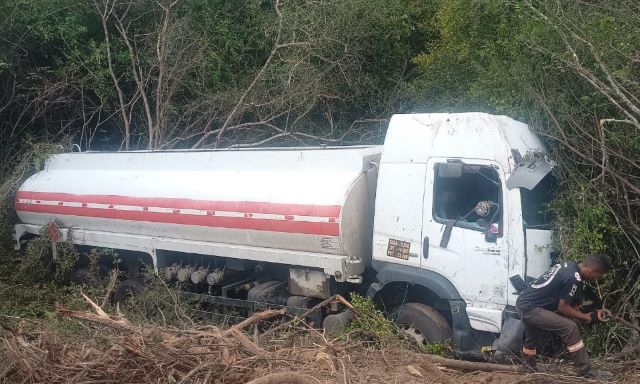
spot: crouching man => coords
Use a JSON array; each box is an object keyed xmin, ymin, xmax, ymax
[{"xmin": 515, "ymin": 254, "xmax": 612, "ymax": 379}]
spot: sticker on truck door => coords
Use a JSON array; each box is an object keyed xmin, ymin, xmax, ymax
[{"xmin": 386, "ymin": 238, "xmax": 411, "ymax": 260}]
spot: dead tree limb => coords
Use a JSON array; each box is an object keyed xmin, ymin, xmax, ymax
[
  {"xmin": 244, "ymin": 372, "xmax": 321, "ymax": 384},
  {"xmin": 101, "ymin": 269, "xmax": 119, "ymax": 308},
  {"xmin": 56, "ymin": 306, "xmax": 131, "ymax": 331},
  {"xmin": 226, "ymin": 309, "xmax": 286, "ymax": 335},
  {"xmin": 192, "ymin": 0, "xmax": 285, "ymax": 148},
  {"xmin": 414, "ymin": 354, "xmax": 530, "ymax": 373},
  {"xmin": 95, "ymin": 0, "xmax": 132, "ymax": 149}
]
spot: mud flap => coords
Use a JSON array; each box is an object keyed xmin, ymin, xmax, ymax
[{"xmin": 491, "ymin": 317, "xmax": 525, "ymax": 358}]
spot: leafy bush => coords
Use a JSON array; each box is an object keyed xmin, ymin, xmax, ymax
[
  {"xmin": 343, "ymin": 293, "xmax": 401, "ymax": 346},
  {"xmin": 420, "ymin": 340, "xmax": 452, "ymax": 357},
  {"xmin": 117, "ymin": 270, "xmax": 193, "ymax": 328}
]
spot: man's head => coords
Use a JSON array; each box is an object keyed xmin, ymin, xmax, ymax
[{"xmin": 579, "ymin": 254, "xmax": 611, "ymax": 281}]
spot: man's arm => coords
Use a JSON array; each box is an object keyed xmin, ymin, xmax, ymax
[{"xmin": 558, "ymin": 299, "xmax": 591, "ymax": 322}]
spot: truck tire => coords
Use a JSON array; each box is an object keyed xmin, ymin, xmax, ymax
[
  {"xmin": 391, "ymin": 303, "xmax": 452, "ymax": 345},
  {"xmin": 112, "ymin": 278, "xmax": 145, "ymax": 304}
]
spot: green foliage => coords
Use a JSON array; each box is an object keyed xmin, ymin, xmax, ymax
[
  {"xmin": 119, "ymin": 270, "xmax": 193, "ymax": 328},
  {"xmin": 420, "ymin": 340, "xmax": 451, "ymax": 356},
  {"xmin": 19, "ymin": 224, "xmax": 79, "ymax": 284},
  {"xmin": 343, "ymin": 293, "xmax": 401, "ymax": 346},
  {"xmin": 342, "ymin": 294, "xmax": 453, "ymax": 352},
  {"xmin": 0, "ymin": 141, "xmax": 66, "ymax": 251},
  {"xmin": 406, "ymin": 0, "xmax": 520, "ymax": 111},
  {"xmin": 181, "ymin": 0, "xmax": 270, "ymax": 86},
  {"xmin": 0, "ymin": 0, "xmax": 445, "ymax": 151},
  {"xmin": 0, "ymin": 221, "xmax": 89, "ymax": 319},
  {"xmin": 551, "ymin": 187, "xmax": 619, "ymax": 259},
  {"xmin": 0, "ymin": 141, "xmax": 66, "ymax": 271},
  {"xmin": 582, "ymin": 320, "xmax": 629, "ymax": 356}
]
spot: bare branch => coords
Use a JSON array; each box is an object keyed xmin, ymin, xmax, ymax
[
  {"xmin": 193, "ymin": 0, "xmax": 284, "ymax": 148},
  {"xmin": 95, "ymin": 0, "xmax": 132, "ymax": 149}
]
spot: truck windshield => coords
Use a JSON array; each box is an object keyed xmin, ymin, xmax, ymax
[{"xmin": 520, "ymin": 173, "xmax": 556, "ymax": 229}]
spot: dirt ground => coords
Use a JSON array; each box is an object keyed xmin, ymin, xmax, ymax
[
  {"xmin": 3, "ymin": 321, "xmax": 639, "ymax": 383},
  {"xmin": 320, "ymin": 348, "xmax": 640, "ymax": 384},
  {"xmin": 1, "ymin": 299, "xmax": 639, "ymax": 384}
]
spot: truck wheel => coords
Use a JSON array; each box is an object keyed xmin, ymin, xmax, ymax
[
  {"xmin": 112, "ymin": 278, "xmax": 145, "ymax": 304},
  {"xmin": 391, "ymin": 303, "xmax": 452, "ymax": 345}
]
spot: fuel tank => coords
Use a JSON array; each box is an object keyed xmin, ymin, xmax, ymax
[{"xmin": 16, "ymin": 146, "xmax": 381, "ymax": 264}]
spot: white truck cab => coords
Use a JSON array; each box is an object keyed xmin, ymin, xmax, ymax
[{"xmin": 368, "ymin": 113, "xmax": 555, "ymax": 353}]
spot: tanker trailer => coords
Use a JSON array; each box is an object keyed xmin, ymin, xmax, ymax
[
  {"xmin": 13, "ymin": 113, "xmax": 557, "ymax": 358},
  {"xmin": 14, "ymin": 146, "xmax": 381, "ymax": 303}
]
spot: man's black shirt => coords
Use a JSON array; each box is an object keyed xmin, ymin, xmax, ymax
[{"xmin": 516, "ymin": 261, "xmax": 582, "ymax": 313}]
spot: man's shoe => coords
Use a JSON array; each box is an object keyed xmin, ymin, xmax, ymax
[{"xmin": 579, "ymin": 369, "xmax": 613, "ymax": 380}]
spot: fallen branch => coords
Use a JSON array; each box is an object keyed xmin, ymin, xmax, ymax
[
  {"xmin": 218, "ymin": 308, "xmax": 287, "ymax": 356},
  {"xmin": 415, "ymin": 354, "xmax": 530, "ymax": 373},
  {"xmin": 226, "ymin": 308, "xmax": 286, "ymax": 335},
  {"xmin": 101, "ymin": 269, "xmax": 119, "ymax": 308},
  {"xmin": 81, "ymin": 292, "xmax": 109, "ymax": 318},
  {"xmin": 55, "ymin": 306, "xmax": 131, "ymax": 331},
  {"xmin": 334, "ymin": 295, "xmax": 357, "ymax": 314},
  {"xmin": 56, "ymin": 294, "xmax": 288, "ymax": 359},
  {"xmin": 57, "ymin": 293, "xmax": 131, "ymax": 330},
  {"xmin": 244, "ymin": 372, "xmax": 321, "ymax": 384},
  {"xmin": 226, "ymin": 329, "xmax": 267, "ymax": 356}
]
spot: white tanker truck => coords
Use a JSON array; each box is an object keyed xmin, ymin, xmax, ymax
[{"xmin": 13, "ymin": 113, "xmax": 556, "ymax": 357}]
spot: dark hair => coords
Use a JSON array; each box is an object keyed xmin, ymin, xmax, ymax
[{"xmin": 585, "ymin": 254, "xmax": 611, "ymax": 273}]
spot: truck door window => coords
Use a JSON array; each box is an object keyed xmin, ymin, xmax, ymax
[{"xmin": 433, "ymin": 163, "xmax": 502, "ymax": 233}]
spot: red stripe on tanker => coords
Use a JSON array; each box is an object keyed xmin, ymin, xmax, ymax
[
  {"xmin": 15, "ymin": 191, "xmax": 341, "ymax": 236},
  {"xmin": 16, "ymin": 191, "xmax": 341, "ymax": 217}
]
